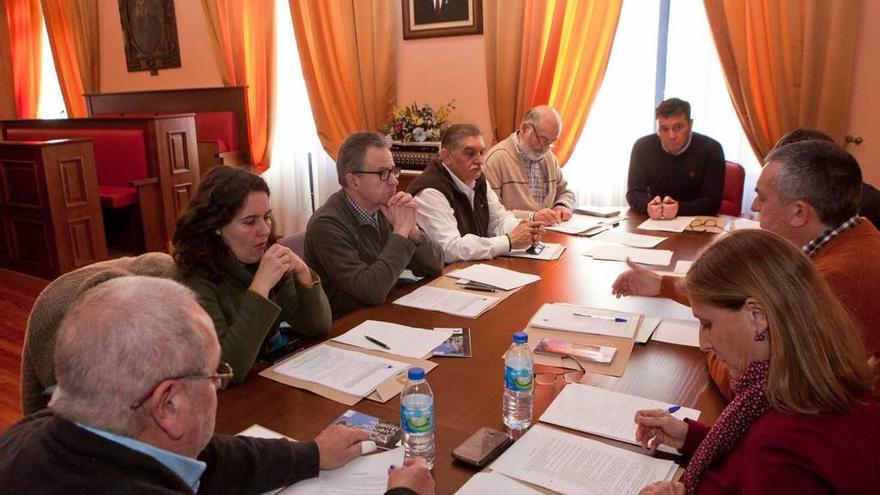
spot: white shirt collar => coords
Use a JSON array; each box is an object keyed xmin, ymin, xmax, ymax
[{"xmin": 661, "ymin": 131, "xmax": 693, "ymax": 156}]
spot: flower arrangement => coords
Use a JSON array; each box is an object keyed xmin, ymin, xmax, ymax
[{"xmin": 385, "ymin": 100, "xmax": 455, "ymax": 143}]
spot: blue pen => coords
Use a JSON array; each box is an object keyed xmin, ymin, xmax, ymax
[
  {"xmin": 573, "ymin": 313, "xmax": 628, "ymax": 323},
  {"xmin": 667, "ymin": 405, "xmax": 681, "ymax": 414}
]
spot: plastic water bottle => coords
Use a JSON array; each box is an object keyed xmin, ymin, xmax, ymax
[
  {"xmin": 503, "ymin": 331, "xmax": 534, "ymax": 432},
  {"xmin": 401, "ymin": 367, "xmax": 435, "ymax": 468}
]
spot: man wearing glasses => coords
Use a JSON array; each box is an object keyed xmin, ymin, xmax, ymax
[
  {"xmin": 483, "ymin": 106, "xmax": 577, "ymax": 225},
  {"xmin": 0, "ymin": 277, "xmax": 432, "ymax": 494},
  {"xmin": 305, "ymin": 132, "xmax": 443, "ymax": 318},
  {"xmin": 626, "ymin": 97, "xmax": 726, "ymax": 218}
]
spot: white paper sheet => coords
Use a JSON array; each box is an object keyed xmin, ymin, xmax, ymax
[
  {"xmin": 279, "ymin": 447, "xmax": 405, "ymax": 495},
  {"xmin": 393, "ymin": 285, "xmax": 501, "ymax": 318},
  {"xmin": 546, "ymin": 214, "xmax": 619, "ymax": 234},
  {"xmin": 540, "ymin": 384, "xmax": 700, "ymax": 455},
  {"xmin": 332, "ymin": 320, "xmax": 453, "ymax": 358},
  {"xmin": 237, "ymin": 424, "xmax": 294, "ymax": 441},
  {"xmin": 530, "ymin": 303, "xmax": 640, "ymax": 338},
  {"xmin": 590, "ymin": 230, "xmax": 668, "ymax": 248},
  {"xmin": 635, "ymin": 317, "xmax": 662, "ymax": 344},
  {"xmin": 651, "ymin": 320, "xmax": 700, "ymax": 347},
  {"xmin": 273, "ymin": 345, "xmax": 409, "ymax": 398},
  {"xmin": 574, "ymin": 205, "xmax": 625, "ymax": 218},
  {"xmin": 505, "ymin": 242, "xmax": 566, "ymax": 260},
  {"xmin": 582, "ymin": 243, "xmax": 673, "ymax": 266},
  {"xmin": 490, "ymin": 425, "xmax": 678, "ymax": 495},
  {"xmin": 455, "ymin": 472, "xmax": 544, "ymax": 495},
  {"xmin": 447, "ymin": 264, "xmax": 541, "ymax": 290},
  {"xmin": 636, "ymin": 216, "xmax": 695, "ymax": 233},
  {"xmin": 728, "ymin": 217, "xmax": 762, "ymax": 231},
  {"xmin": 674, "ymin": 260, "xmax": 693, "ymax": 274}
]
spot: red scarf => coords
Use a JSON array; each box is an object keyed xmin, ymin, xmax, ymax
[{"xmin": 683, "ymin": 360, "xmax": 771, "ymax": 494}]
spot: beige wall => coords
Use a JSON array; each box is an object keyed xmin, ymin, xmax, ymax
[
  {"xmin": 100, "ymin": 0, "xmax": 222, "ymax": 93},
  {"xmin": 397, "ymin": 34, "xmax": 493, "ymax": 142},
  {"xmin": 847, "ymin": 0, "xmax": 880, "ymax": 185}
]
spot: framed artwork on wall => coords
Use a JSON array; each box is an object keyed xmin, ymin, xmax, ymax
[
  {"xmin": 118, "ymin": 0, "xmax": 182, "ymax": 75},
  {"xmin": 402, "ymin": 0, "xmax": 483, "ymax": 40}
]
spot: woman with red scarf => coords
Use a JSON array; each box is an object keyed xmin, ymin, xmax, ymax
[{"xmin": 635, "ymin": 230, "xmax": 879, "ymax": 494}]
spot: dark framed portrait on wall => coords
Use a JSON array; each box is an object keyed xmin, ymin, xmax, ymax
[
  {"xmin": 118, "ymin": 0, "xmax": 182, "ymax": 75},
  {"xmin": 402, "ymin": 0, "xmax": 483, "ymax": 40}
]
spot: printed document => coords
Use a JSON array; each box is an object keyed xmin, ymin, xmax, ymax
[
  {"xmin": 332, "ymin": 320, "xmax": 453, "ymax": 358},
  {"xmin": 447, "ymin": 263, "xmax": 541, "ymax": 290},
  {"xmin": 540, "ymin": 383, "xmax": 700, "ymax": 455},
  {"xmin": 393, "ymin": 285, "xmax": 501, "ymax": 318},
  {"xmin": 490, "ymin": 425, "xmax": 677, "ymax": 495},
  {"xmin": 273, "ymin": 345, "xmax": 408, "ymax": 398},
  {"xmin": 455, "ymin": 472, "xmax": 543, "ymax": 494},
  {"xmin": 582, "ymin": 243, "xmax": 673, "ymax": 266},
  {"xmin": 636, "ymin": 217, "xmax": 695, "ymax": 233},
  {"xmin": 651, "ymin": 320, "xmax": 700, "ymax": 347},
  {"xmin": 278, "ymin": 447, "xmax": 405, "ymax": 495},
  {"xmin": 590, "ymin": 230, "xmax": 668, "ymax": 248},
  {"xmin": 531, "ymin": 303, "xmax": 640, "ymax": 338},
  {"xmin": 545, "ymin": 214, "xmax": 618, "ymax": 234}
]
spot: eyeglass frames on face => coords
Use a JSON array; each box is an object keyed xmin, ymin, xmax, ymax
[
  {"xmin": 534, "ymin": 356, "xmax": 586, "ymax": 386},
  {"xmin": 352, "ymin": 166, "xmax": 402, "ymax": 182},
  {"xmin": 129, "ymin": 361, "xmax": 234, "ymax": 410},
  {"xmin": 526, "ymin": 123, "xmax": 557, "ymax": 149}
]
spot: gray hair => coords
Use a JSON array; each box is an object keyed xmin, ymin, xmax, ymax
[
  {"xmin": 522, "ymin": 106, "xmax": 562, "ymax": 128},
  {"xmin": 336, "ymin": 131, "xmax": 390, "ymax": 186},
  {"xmin": 49, "ymin": 277, "xmax": 212, "ymax": 436},
  {"xmin": 766, "ymin": 140, "xmax": 862, "ymax": 226},
  {"xmin": 440, "ymin": 123, "xmax": 482, "ymax": 151}
]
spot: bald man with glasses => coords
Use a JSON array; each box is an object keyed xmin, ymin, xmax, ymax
[
  {"xmin": 0, "ymin": 277, "xmax": 432, "ymax": 494},
  {"xmin": 484, "ymin": 105, "xmax": 577, "ymax": 225},
  {"xmin": 305, "ymin": 131, "xmax": 443, "ymax": 318}
]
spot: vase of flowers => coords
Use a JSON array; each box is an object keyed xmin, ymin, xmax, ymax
[{"xmin": 385, "ymin": 100, "xmax": 455, "ymax": 143}]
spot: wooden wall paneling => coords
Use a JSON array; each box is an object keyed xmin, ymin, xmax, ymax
[{"xmin": 0, "ymin": 140, "xmax": 107, "ymax": 278}]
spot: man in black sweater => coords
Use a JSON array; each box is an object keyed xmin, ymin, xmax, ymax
[
  {"xmin": 0, "ymin": 277, "xmax": 432, "ymax": 494},
  {"xmin": 626, "ymin": 98, "xmax": 726, "ymax": 218}
]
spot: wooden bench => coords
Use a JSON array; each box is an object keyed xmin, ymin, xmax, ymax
[
  {"xmin": 0, "ymin": 139, "xmax": 107, "ymax": 278},
  {"xmin": 1, "ymin": 115, "xmax": 200, "ymax": 252}
]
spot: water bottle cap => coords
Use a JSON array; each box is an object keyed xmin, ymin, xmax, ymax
[
  {"xmin": 407, "ymin": 367, "xmax": 425, "ymax": 380},
  {"xmin": 512, "ymin": 331, "xmax": 528, "ymax": 344}
]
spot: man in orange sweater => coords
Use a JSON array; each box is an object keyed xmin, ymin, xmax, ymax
[{"xmin": 613, "ymin": 140, "xmax": 880, "ymax": 399}]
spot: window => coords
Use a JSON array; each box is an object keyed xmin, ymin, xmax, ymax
[
  {"xmin": 36, "ymin": 18, "xmax": 65, "ymax": 119},
  {"xmin": 566, "ymin": 0, "xmax": 760, "ymax": 216},
  {"xmin": 262, "ymin": 0, "xmax": 340, "ymax": 236}
]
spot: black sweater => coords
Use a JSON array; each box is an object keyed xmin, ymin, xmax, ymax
[
  {"xmin": 626, "ymin": 132, "xmax": 726, "ymax": 216},
  {"xmin": 0, "ymin": 411, "xmax": 414, "ymax": 494}
]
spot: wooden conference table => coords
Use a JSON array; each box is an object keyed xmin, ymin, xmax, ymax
[{"xmin": 215, "ymin": 213, "xmax": 728, "ymax": 494}]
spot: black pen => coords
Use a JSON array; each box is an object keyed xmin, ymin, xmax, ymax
[
  {"xmin": 364, "ymin": 335, "xmax": 391, "ymax": 350},
  {"xmin": 463, "ymin": 286, "xmax": 496, "ymax": 293}
]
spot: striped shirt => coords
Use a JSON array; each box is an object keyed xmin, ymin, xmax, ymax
[{"xmin": 343, "ymin": 193, "xmax": 379, "ymax": 230}]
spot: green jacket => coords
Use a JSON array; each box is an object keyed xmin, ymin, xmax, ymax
[{"xmin": 173, "ymin": 260, "xmax": 331, "ymax": 383}]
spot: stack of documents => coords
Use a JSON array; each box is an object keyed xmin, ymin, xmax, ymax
[
  {"xmin": 447, "ymin": 263, "xmax": 541, "ymax": 290},
  {"xmin": 582, "ymin": 242, "xmax": 673, "ymax": 266},
  {"xmin": 540, "ymin": 383, "xmax": 700, "ymax": 455},
  {"xmin": 531, "ymin": 303, "xmax": 640, "ymax": 339},
  {"xmin": 545, "ymin": 214, "xmax": 620, "ymax": 235},
  {"xmin": 393, "ymin": 285, "xmax": 501, "ymax": 318},
  {"xmin": 332, "ymin": 320, "xmax": 453, "ymax": 359},
  {"xmin": 505, "ymin": 242, "xmax": 566, "ymax": 260},
  {"xmin": 489, "ymin": 425, "xmax": 679, "ymax": 494},
  {"xmin": 574, "ymin": 205, "xmax": 624, "ymax": 217},
  {"xmin": 636, "ymin": 216, "xmax": 694, "ymax": 233}
]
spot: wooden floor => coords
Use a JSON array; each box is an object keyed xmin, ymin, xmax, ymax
[{"xmin": 0, "ymin": 269, "xmax": 47, "ymax": 433}]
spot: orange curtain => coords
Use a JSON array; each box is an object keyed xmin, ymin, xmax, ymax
[
  {"xmin": 203, "ymin": 0, "xmax": 275, "ymax": 172},
  {"xmin": 0, "ymin": 0, "xmax": 20, "ymax": 118},
  {"xmin": 704, "ymin": 0, "xmax": 861, "ymax": 159},
  {"xmin": 4, "ymin": 0, "xmax": 42, "ymax": 118},
  {"xmin": 287, "ymin": 0, "xmax": 397, "ymax": 160},
  {"xmin": 484, "ymin": 0, "xmax": 622, "ymax": 165},
  {"xmin": 40, "ymin": 0, "xmax": 99, "ymax": 118}
]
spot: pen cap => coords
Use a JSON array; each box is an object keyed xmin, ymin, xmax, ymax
[
  {"xmin": 512, "ymin": 332, "xmax": 528, "ymax": 344},
  {"xmin": 407, "ymin": 367, "xmax": 425, "ymax": 381}
]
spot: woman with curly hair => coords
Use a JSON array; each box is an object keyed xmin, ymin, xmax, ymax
[{"xmin": 172, "ymin": 166, "xmax": 330, "ymax": 383}]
